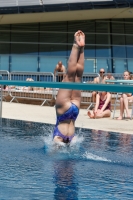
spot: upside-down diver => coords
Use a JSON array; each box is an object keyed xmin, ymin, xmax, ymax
[{"xmin": 53, "ymin": 30, "xmax": 85, "ymax": 144}]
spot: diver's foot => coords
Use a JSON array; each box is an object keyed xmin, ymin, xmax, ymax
[
  {"xmin": 79, "ymin": 30, "xmax": 85, "ymax": 47},
  {"xmin": 87, "ymin": 111, "xmax": 95, "ymax": 119},
  {"xmin": 74, "ymin": 30, "xmax": 85, "ymax": 48},
  {"xmin": 73, "ymin": 31, "xmax": 80, "ymax": 48}
]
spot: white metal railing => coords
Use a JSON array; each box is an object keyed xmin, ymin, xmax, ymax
[
  {"xmin": 9, "ymin": 71, "xmax": 54, "ymax": 106},
  {"xmin": 0, "ymin": 71, "xmax": 126, "ymax": 111},
  {"xmin": 55, "ymin": 72, "xmax": 100, "ymax": 108},
  {"xmin": 0, "ymin": 70, "xmax": 10, "ymax": 101},
  {"xmin": 81, "ymin": 73, "xmax": 100, "ymax": 109}
]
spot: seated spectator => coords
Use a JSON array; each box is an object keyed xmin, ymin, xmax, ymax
[
  {"xmin": 8, "ymin": 85, "xmax": 16, "ymax": 90},
  {"xmin": 94, "ymin": 68, "xmax": 106, "ymax": 84},
  {"xmin": 117, "ymin": 95, "xmax": 133, "ymax": 120},
  {"xmin": 39, "ymin": 87, "xmax": 45, "ymax": 93},
  {"xmin": 87, "ymin": 92, "xmax": 111, "ymax": 119},
  {"xmin": 23, "ymin": 78, "xmax": 34, "ymax": 91},
  {"xmin": 3, "ymin": 85, "xmax": 8, "ymax": 90},
  {"xmin": 105, "ymin": 71, "xmax": 115, "ymax": 83},
  {"xmin": 92, "ymin": 68, "xmax": 106, "ymax": 104},
  {"xmin": 8, "ymin": 85, "xmax": 23, "ymax": 91},
  {"xmin": 117, "ymin": 71, "xmax": 132, "ymax": 120},
  {"xmin": 130, "ymin": 73, "xmax": 133, "ymax": 80}
]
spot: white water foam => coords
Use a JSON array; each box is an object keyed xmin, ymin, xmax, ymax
[
  {"xmin": 41, "ymin": 133, "xmax": 112, "ymax": 162},
  {"xmin": 69, "ymin": 135, "xmax": 84, "ymax": 149},
  {"xmin": 41, "ymin": 132, "xmax": 84, "ymax": 154},
  {"xmin": 83, "ymin": 151, "xmax": 111, "ymax": 162}
]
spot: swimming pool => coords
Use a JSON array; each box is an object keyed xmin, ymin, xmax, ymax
[{"xmin": 0, "ymin": 118, "xmax": 133, "ymax": 200}]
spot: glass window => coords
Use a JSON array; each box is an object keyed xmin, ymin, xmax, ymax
[
  {"xmin": 127, "ymin": 59, "xmax": 133, "ymax": 73},
  {"xmin": 96, "ymin": 46, "xmax": 111, "ymax": 58},
  {"xmin": 11, "ymin": 23, "xmax": 39, "ymax": 55},
  {"xmin": 112, "ymin": 45, "xmax": 126, "ymax": 58},
  {"xmin": 40, "ymin": 22, "xmax": 67, "ymax": 57},
  {"xmin": 113, "ymin": 59, "xmax": 126, "ymax": 73},
  {"xmin": 39, "ymin": 56, "xmax": 67, "ymax": 72},
  {"xmin": 11, "ymin": 43, "xmax": 38, "ymax": 54},
  {"xmin": 0, "ymin": 19, "xmax": 133, "ymax": 73},
  {"xmin": 0, "ymin": 25, "xmax": 10, "ymax": 54},
  {"xmin": 125, "ymin": 22, "xmax": 133, "ymax": 58},
  {"xmin": 85, "ymin": 45, "xmax": 95, "ymax": 58},
  {"xmin": 0, "ymin": 55, "xmax": 9, "ymax": 70},
  {"xmin": 0, "ymin": 25, "xmax": 10, "ymax": 70},
  {"xmin": 84, "ymin": 59, "xmax": 95, "ymax": 73},
  {"xmin": 10, "ymin": 24, "xmax": 39, "ymax": 71},
  {"xmin": 96, "ymin": 58, "xmax": 108, "ymax": 72},
  {"xmin": 96, "ymin": 21, "xmax": 111, "ymax": 58},
  {"xmin": 11, "ymin": 55, "xmax": 37, "ymax": 71},
  {"xmin": 68, "ymin": 21, "xmax": 96, "ymax": 57},
  {"xmin": 112, "ymin": 21, "xmax": 126, "ymax": 58},
  {"xmin": 126, "ymin": 45, "xmax": 133, "ymax": 59}
]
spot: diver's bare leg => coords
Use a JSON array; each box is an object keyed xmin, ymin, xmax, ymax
[
  {"xmin": 56, "ymin": 31, "xmax": 84, "ymax": 113},
  {"xmin": 71, "ymin": 31, "xmax": 85, "ymax": 108}
]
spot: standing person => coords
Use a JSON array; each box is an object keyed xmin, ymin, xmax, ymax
[
  {"xmin": 53, "ymin": 30, "xmax": 85, "ymax": 144},
  {"xmin": 54, "ymin": 61, "xmax": 66, "ymax": 82},
  {"xmin": 92, "ymin": 68, "xmax": 106, "ymax": 103},
  {"xmin": 117, "ymin": 71, "xmax": 132, "ymax": 120},
  {"xmin": 87, "ymin": 92, "xmax": 111, "ymax": 119}
]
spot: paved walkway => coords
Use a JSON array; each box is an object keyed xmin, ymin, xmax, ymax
[{"xmin": 2, "ymin": 102, "xmax": 133, "ymax": 134}]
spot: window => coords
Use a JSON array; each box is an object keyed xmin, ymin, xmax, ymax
[{"xmin": 112, "ymin": 21, "xmax": 126, "ymax": 58}]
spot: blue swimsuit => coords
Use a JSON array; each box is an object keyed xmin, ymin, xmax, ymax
[{"xmin": 53, "ymin": 103, "xmax": 79, "ymax": 143}]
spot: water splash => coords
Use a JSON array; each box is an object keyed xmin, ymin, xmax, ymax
[
  {"xmin": 41, "ymin": 131, "xmax": 84, "ymax": 157},
  {"xmin": 83, "ymin": 151, "xmax": 111, "ymax": 162},
  {"xmin": 69, "ymin": 135, "xmax": 84, "ymax": 149},
  {"xmin": 41, "ymin": 130, "xmax": 111, "ymax": 163}
]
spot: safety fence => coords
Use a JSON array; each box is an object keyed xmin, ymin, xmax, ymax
[
  {"xmin": 8, "ymin": 72, "xmax": 55, "ymax": 106},
  {"xmin": 105, "ymin": 73, "xmax": 124, "ymax": 80},
  {"xmin": 81, "ymin": 73, "xmax": 99, "ymax": 108},
  {"xmin": 0, "ymin": 70, "xmax": 10, "ymax": 101},
  {"xmin": 0, "ymin": 70, "xmax": 130, "ymax": 108}
]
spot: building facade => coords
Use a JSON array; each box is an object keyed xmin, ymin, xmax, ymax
[{"xmin": 0, "ymin": 0, "xmax": 133, "ymax": 73}]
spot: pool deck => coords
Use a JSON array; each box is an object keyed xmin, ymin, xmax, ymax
[{"xmin": 2, "ymin": 102, "xmax": 133, "ymax": 135}]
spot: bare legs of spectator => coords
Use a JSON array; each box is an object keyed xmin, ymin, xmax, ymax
[
  {"xmin": 92, "ymin": 91, "xmax": 96, "ymax": 104},
  {"xmin": 117, "ymin": 94, "xmax": 132, "ymax": 120}
]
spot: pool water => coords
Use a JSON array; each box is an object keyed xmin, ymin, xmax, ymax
[{"xmin": 0, "ymin": 118, "xmax": 133, "ymax": 200}]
